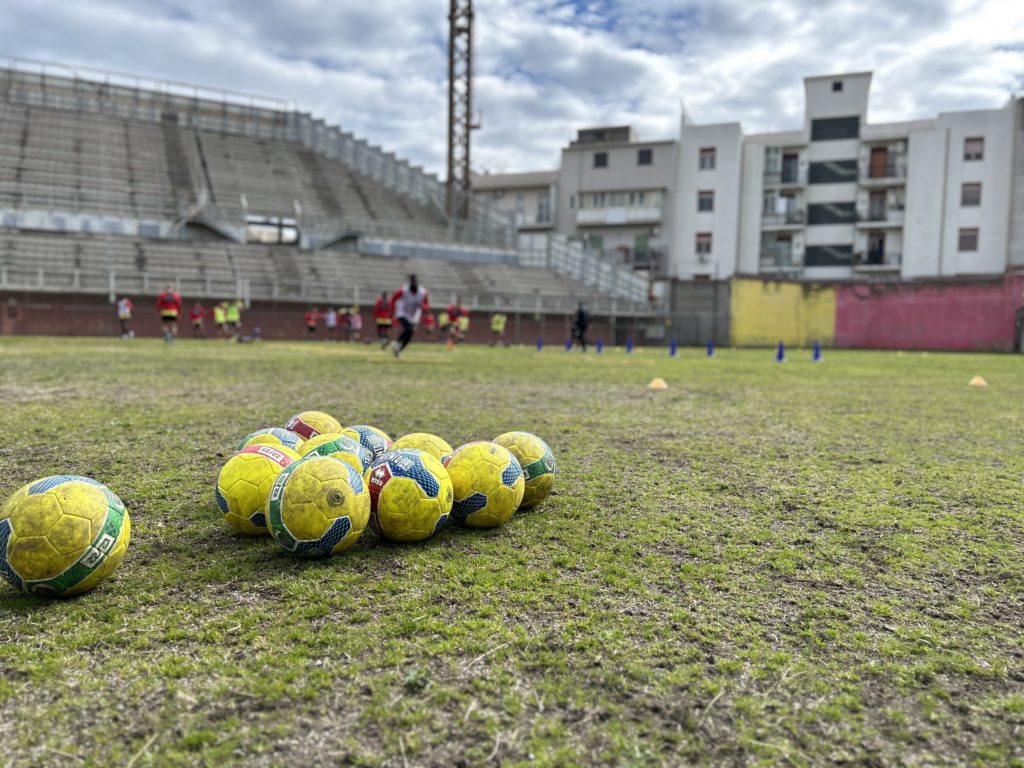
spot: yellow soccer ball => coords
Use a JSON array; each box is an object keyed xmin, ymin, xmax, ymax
[
  {"xmin": 342, "ymin": 425, "xmax": 394, "ymax": 460},
  {"xmin": 298, "ymin": 432, "xmax": 374, "ymax": 474},
  {"xmin": 365, "ymin": 449, "xmax": 453, "ymax": 542},
  {"xmin": 236, "ymin": 427, "xmax": 305, "ymax": 452},
  {"xmin": 216, "ymin": 445, "xmax": 301, "ymax": 535},
  {"xmin": 391, "ymin": 432, "xmax": 454, "ymax": 461},
  {"xmin": 267, "ymin": 456, "xmax": 370, "ymax": 557},
  {"xmin": 494, "ymin": 432, "xmax": 556, "ymax": 508},
  {"xmin": 443, "ymin": 442, "xmax": 524, "ymax": 528},
  {"xmin": 0, "ymin": 475, "xmax": 131, "ymax": 597},
  {"xmin": 284, "ymin": 410, "xmax": 343, "ymax": 440}
]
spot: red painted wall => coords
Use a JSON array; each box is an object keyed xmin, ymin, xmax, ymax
[
  {"xmin": 834, "ymin": 275, "xmax": 1024, "ymax": 351},
  {"xmin": 0, "ymin": 291, "xmax": 630, "ymax": 347}
]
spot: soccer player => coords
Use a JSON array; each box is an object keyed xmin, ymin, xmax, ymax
[
  {"xmin": 156, "ymin": 284, "xmax": 182, "ymax": 343},
  {"xmin": 213, "ymin": 302, "xmax": 228, "ymax": 339},
  {"xmin": 349, "ymin": 306, "xmax": 363, "ymax": 342},
  {"xmin": 389, "ymin": 274, "xmax": 429, "ymax": 358},
  {"xmin": 373, "ymin": 292, "xmax": 392, "ymax": 347},
  {"xmin": 437, "ymin": 309, "xmax": 450, "ymax": 341},
  {"xmin": 446, "ymin": 299, "xmax": 463, "ymax": 343},
  {"xmin": 324, "ymin": 307, "xmax": 338, "ymax": 340},
  {"xmin": 305, "ymin": 307, "xmax": 320, "ymax": 337},
  {"xmin": 573, "ymin": 302, "xmax": 590, "ymax": 352},
  {"xmin": 189, "ymin": 302, "xmax": 206, "ymax": 338},
  {"xmin": 116, "ymin": 296, "xmax": 134, "ymax": 339},
  {"xmin": 490, "ymin": 312, "xmax": 507, "ymax": 347},
  {"xmin": 226, "ymin": 300, "xmax": 242, "ymax": 339}
]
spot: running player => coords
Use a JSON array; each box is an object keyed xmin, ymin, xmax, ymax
[
  {"xmin": 373, "ymin": 292, "xmax": 392, "ymax": 347},
  {"xmin": 156, "ymin": 285, "xmax": 182, "ymax": 343},
  {"xmin": 305, "ymin": 307, "xmax": 320, "ymax": 338},
  {"xmin": 189, "ymin": 302, "xmax": 206, "ymax": 338},
  {"xmin": 389, "ymin": 274, "xmax": 429, "ymax": 358},
  {"xmin": 116, "ymin": 296, "xmax": 134, "ymax": 339}
]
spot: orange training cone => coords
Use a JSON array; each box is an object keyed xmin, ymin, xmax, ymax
[
  {"xmin": 648, "ymin": 377, "xmax": 668, "ymax": 391},
  {"xmin": 968, "ymin": 376, "xmax": 987, "ymax": 387}
]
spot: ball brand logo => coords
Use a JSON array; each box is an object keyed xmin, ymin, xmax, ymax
[
  {"xmin": 446, "ymin": 488, "xmax": 453, "ymax": 502},
  {"xmin": 269, "ymin": 477, "xmax": 285, "ymax": 502},
  {"xmin": 81, "ymin": 534, "xmax": 115, "ymax": 568}
]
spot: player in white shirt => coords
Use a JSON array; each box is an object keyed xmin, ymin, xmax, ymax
[{"xmin": 389, "ymin": 274, "xmax": 430, "ymax": 357}]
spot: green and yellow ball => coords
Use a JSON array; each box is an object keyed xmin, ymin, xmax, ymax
[
  {"xmin": 365, "ymin": 449, "xmax": 453, "ymax": 542},
  {"xmin": 494, "ymin": 432, "xmax": 556, "ymax": 508},
  {"xmin": 236, "ymin": 427, "xmax": 305, "ymax": 453},
  {"xmin": 0, "ymin": 475, "xmax": 131, "ymax": 597},
  {"xmin": 267, "ymin": 456, "xmax": 370, "ymax": 557},
  {"xmin": 391, "ymin": 432, "xmax": 453, "ymax": 461},
  {"xmin": 299, "ymin": 432, "xmax": 374, "ymax": 474},
  {"xmin": 443, "ymin": 442, "xmax": 524, "ymax": 528},
  {"xmin": 216, "ymin": 445, "xmax": 301, "ymax": 535}
]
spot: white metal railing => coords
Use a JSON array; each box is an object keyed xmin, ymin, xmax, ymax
[
  {"xmin": 0, "ymin": 264, "xmax": 654, "ymax": 316},
  {"xmin": 517, "ymin": 233, "xmax": 650, "ymax": 305}
]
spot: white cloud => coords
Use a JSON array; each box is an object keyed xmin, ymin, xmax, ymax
[{"xmin": 1, "ymin": 0, "xmax": 1021, "ymax": 175}]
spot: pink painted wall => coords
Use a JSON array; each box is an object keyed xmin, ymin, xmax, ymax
[{"xmin": 835, "ymin": 275, "xmax": 1024, "ymax": 351}]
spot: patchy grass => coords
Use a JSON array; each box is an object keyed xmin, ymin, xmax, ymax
[{"xmin": 0, "ymin": 336, "xmax": 1022, "ymax": 767}]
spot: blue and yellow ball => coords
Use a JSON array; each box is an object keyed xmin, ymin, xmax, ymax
[
  {"xmin": 443, "ymin": 442, "xmax": 524, "ymax": 528},
  {"xmin": 365, "ymin": 449, "xmax": 453, "ymax": 542}
]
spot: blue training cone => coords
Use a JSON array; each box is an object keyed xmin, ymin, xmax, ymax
[
  {"xmin": 776, "ymin": 341, "xmax": 786, "ymax": 362},
  {"xmin": 813, "ymin": 340, "xmax": 822, "ymax": 362},
  {"xmin": 670, "ymin": 338, "xmax": 678, "ymax": 357},
  {"xmin": 706, "ymin": 340, "xmax": 714, "ymax": 358},
  {"xmin": 596, "ymin": 338, "xmax": 603, "ymax": 354},
  {"xmin": 536, "ymin": 338, "xmax": 543, "ymax": 351},
  {"xmin": 565, "ymin": 337, "xmax": 573, "ymax": 351},
  {"xmin": 626, "ymin": 338, "xmax": 634, "ymax": 354}
]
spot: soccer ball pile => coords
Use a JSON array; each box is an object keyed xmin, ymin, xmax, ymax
[
  {"xmin": 217, "ymin": 410, "xmax": 557, "ymax": 557},
  {"xmin": 0, "ymin": 475, "xmax": 132, "ymax": 597}
]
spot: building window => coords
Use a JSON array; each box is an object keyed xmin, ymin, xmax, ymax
[
  {"xmin": 958, "ymin": 228, "xmax": 979, "ymax": 252},
  {"xmin": 961, "ymin": 183, "xmax": 981, "ymax": 207},
  {"xmin": 594, "ymin": 152, "xmax": 608, "ymax": 168},
  {"xmin": 963, "ymin": 137, "xmax": 984, "ymax": 161},
  {"xmin": 569, "ymin": 194, "xmax": 575, "ymax": 209},
  {"xmin": 807, "ymin": 202, "xmax": 856, "ymax": 225},
  {"xmin": 638, "ymin": 148, "xmax": 652, "ymax": 165},
  {"xmin": 832, "ymin": 80, "xmax": 843, "ymax": 92},
  {"xmin": 697, "ymin": 190, "xmax": 714, "ymax": 212},
  {"xmin": 804, "ymin": 244, "xmax": 853, "ymax": 266},
  {"xmin": 699, "ymin": 147, "xmax": 716, "ymax": 170},
  {"xmin": 808, "ymin": 159, "xmax": 858, "ymax": 184},
  {"xmin": 537, "ymin": 197, "xmax": 551, "ymax": 223},
  {"xmin": 696, "ymin": 233, "xmax": 712, "ymax": 255},
  {"xmin": 810, "ymin": 116, "xmax": 859, "ymax": 141}
]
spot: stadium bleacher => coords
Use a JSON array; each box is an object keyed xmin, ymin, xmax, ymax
[{"xmin": 0, "ymin": 60, "xmax": 653, "ymax": 319}]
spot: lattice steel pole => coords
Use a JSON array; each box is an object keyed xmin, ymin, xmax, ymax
[{"xmin": 447, "ymin": 0, "xmax": 474, "ymax": 220}]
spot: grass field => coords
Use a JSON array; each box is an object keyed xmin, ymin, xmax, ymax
[{"xmin": 0, "ymin": 337, "xmax": 1022, "ymax": 767}]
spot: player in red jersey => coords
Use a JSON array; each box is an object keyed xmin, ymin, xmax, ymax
[
  {"xmin": 305, "ymin": 307, "xmax": 320, "ymax": 338},
  {"xmin": 373, "ymin": 291, "xmax": 392, "ymax": 348},
  {"xmin": 389, "ymin": 275, "xmax": 429, "ymax": 358},
  {"xmin": 156, "ymin": 285, "xmax": 182, "ymax": 343},
  {"xmin": 189, "ymin": 302, "xmax": 207, "ymax": 338}
]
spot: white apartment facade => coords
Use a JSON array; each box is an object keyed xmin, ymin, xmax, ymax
[{"xmin": 477, "ymin": 72, "xmax": 1023, "ymax": 284}]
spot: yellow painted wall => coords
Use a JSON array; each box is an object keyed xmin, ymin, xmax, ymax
[{"xmin": 730, "ymin": 278, "xmax": 836, "ymax": 347}]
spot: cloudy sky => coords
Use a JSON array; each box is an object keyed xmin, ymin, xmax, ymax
[{"xmin": 3, "ymin": 0, "xmax": 1022, "ymax": 177}]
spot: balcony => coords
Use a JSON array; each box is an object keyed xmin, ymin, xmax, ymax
[
  {"xmin": 764, "ymin": 168, "xmax": 807, "ymax": 187},
  {"xmin": 759, "ymin": 245, "xmax": 800, "ymax": 272},
  {"xmin": 514, "ymin": 211, "xmax": 553, "ymax": 229},
  {"xmin": 856, "ymin": 206, "xmax": 904, "ymax": 227},
  {"xmin": 860, "ymin": 161, "xmax": 907, "ymax": 186},
  {"xmin": 576, "ymin": 205, "xmax": 662, "ymax": 226},
  {"xmin": 762, "ymin": 208, "xmax": 806, "ymax": 229},
  {"xmin": 854, "ymin": 250, "xmax": 901, "ymax": 271}
]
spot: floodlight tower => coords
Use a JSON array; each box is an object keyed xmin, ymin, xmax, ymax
[{"xmin": 447, "ymin": 0, "xmax": 476, "ymax": 220}]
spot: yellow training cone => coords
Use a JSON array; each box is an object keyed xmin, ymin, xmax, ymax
[
  {"xmin": 969, "ymin": 376, "xmax": 987, "ymax": 387},
  {"xmin": 648, "ymin": 377, "xmax": 669, "ymax": 391}
]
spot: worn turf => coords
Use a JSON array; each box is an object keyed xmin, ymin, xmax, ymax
[{"xmin": 0, "ymin": 337, "xmax": 1021, "ymax": 767}]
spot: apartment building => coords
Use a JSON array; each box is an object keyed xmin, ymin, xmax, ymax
[{"xmin": 478, "ymin": 71, "xmax": 1022, "ymax": 285}]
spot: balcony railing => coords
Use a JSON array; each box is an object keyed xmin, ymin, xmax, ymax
[
  {"xmin": 858, "ymin": 207, "xmax": 904, "ymax": 225},
  {"xmin": 762, "ymin": 209, "xmax": 806, "ymax": 226},
  {"xmin": 576, "ymin": 206, "xmax": 662, "ymax": 226},
  {"xmin": 854, "ymin": 251, "xmax": 901, "ymax": 269},
  {"xmin": 764, "ymin": 169, "xmax": 807, "ymax": 186},
  {"xmin": 759, "ymin": 246, "xmax": 799, "ymax": 270},
  {"xmin": 861, "ymin": 161, "xmax": 907, "ymax": 181}
]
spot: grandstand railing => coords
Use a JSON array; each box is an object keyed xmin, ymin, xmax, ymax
[
  {"xmin": 0, "ymin": 265, "xmax": 654, "ymax": 317},
  {"xmin": 518, "ymin": 233, "xmax": 651, "ymax": 305}
]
